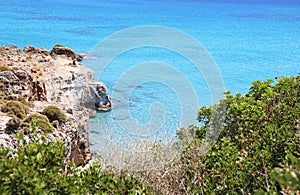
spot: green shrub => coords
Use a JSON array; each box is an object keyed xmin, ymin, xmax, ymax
[
  {"xmin": 255, "ymin": 154, "xmax": 300, "ymax": 195},
  {"xmin": 23, "ymin": 114, "xmax": 54, "ymax": 134},
  {"xmin": 0, "ymin": 126, "xmax": 151, "ymax": 194},
  {"xmin": 23, "ymin": 113, "xmax": 49, "ymax": 123},
  {"xmin": 177, "ymin": 75, "xmax": 300, "ymax": 194},
  {"xmin": 42, "ymin": 105, "xmax": 67, "ymax": 123},
  {"xmin": 75, "ymin": 163, "xmax": 151, "ymax": 194},
  {"xmin": 1, "ymin": 100, "xmax": 29, "ymax": 119},
  {"xmin": 269, "ymin": 154, "xmax": 300, "ymax": 194},
  {"xmin": 0, "ymin": 139, "xmax": 67, "ymax": 194},
  {"xmin": 0, "ymin": 65, "xmax": 9, "ymax": 72}
]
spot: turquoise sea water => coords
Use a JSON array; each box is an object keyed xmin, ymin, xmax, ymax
[{"xmin": 1, "ymin": 0, "xmax": 300, "ymax": 152}]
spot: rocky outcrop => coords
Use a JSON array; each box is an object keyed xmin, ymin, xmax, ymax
[
  {"xmin": 50, "ymin": 45, "xmax": 84, "ymax": 62},
  {"xmin": 0, "ymin": 45, "xmax": 112, "ymax": 166}
]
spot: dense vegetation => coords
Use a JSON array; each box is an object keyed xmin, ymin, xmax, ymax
[
  {"xmin": 177, "ymin": 76, "xmax": 300, "ymax": 194},
  {"xmin": 0, "ymin": 122, "xmax": 150, "ymax": 194},
  {"xmin": 0, "ymin": 75, "xmax": 299, "ymax": 194}
]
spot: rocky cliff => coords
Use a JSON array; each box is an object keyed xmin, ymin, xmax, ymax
[{"xmin": 0, "ymin": 45, "xmax": 112, "ymax": 166}]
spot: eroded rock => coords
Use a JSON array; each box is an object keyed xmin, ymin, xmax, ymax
[
  {"xmin": 50, "ymin": 45, "xmax": 84, "ymax": 62},
  {"xmin": 0, "ymin": 45, "xmax": 112, "ymax": 166}
]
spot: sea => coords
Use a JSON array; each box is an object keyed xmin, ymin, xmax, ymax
[{"xmin": 1, "ymin": 0, "xmax": 300, "ymax": 156}]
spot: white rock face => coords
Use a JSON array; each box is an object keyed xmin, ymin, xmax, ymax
[{"xmin": 0, "ymin": 45, "xmax": 112, "ymax": 166}]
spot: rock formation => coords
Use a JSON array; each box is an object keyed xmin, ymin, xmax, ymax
[{"xmin": 0, "ymin": 45, "xmax": 112, "ymax": 166}]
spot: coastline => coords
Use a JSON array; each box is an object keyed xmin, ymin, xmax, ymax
[{"xmin": 0, "ymin": 45, "xmax": 112, "ymax": 166}]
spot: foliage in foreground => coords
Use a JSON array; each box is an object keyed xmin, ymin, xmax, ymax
[
  {"xmin": 0, "ymin": 123, "xmax": 150, "ymax": 194},
  {"xmin": 177, "ymin": 76, "xmax": 300, "ymax": 194},
  {"xmin": 255, "ymin": 153, "xmax": 300, "ymax": 195}
]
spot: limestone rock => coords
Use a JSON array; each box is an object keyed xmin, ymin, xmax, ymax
[
  {"xmin": 50, "ymin": 45, "xmax": 84, "ymax": 62},
  {"xmin": 8, "ymin": 45, "xmax": 21, "ymax": 55},
  {"xmin": 23, "ymin": 46, "xmax": 48, "ymax": 54},
  {"xmin": 0, "ymin": 71, "xmax": 21, "ymax": 95},
  {"xmin": 0, "ymin": 45, "xmax": 112, "ymax": 166},
  {"xmin": 94, "ymin": 82, "xmax": 112, "ymax": 111}
]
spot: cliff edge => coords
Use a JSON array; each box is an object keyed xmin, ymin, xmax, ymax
[{"xmin": 0, "ymin": 45, "xmax": 112, "ymax": 166}]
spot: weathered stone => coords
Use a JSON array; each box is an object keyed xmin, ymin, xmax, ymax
[
  {"xmin": 23, "ymin": 46, "xmax": 48, "ymax": 54},
  {"xmin": 50, "ymin": 45, "xmax": 83, "ymax": 62},
  {"xmin": 23, "ymin": 46, "xmax": 35, "ymax": 53},
  {"xmin": 0, "ymin": 45, "xmax": 112, "ymax": 167},
  {"xmin": 76, "ymin": 81, "xmax": 112, "ymax": 112},
  {"xmin": 8, "ymin": 45, "xmax": 21, "ymax": 55},
  {"xmin": 0, "ymin": 71, "xmax": 20, "ymax": 84},
  {"xmin": 29, "ymin": 80, "xmax": 47, "ymax": 101},
  {"xmin": 0, "ymin": 71, "xmax": 20, "ymax": 95},
  {"xmin": 13, "ymin": 69, "xmax": 32, "ymax": 81}
]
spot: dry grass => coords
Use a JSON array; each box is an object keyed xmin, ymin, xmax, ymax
[{"xmin": 90, "ymin": 119, "xmax": 201, "ymax": 194}]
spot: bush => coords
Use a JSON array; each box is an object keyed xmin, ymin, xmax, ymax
[
  {"xmin": 23, "ymin": 113, "xmax": 49, "ymax": 123},
  {"xmin": 42, "ymin": 106, "xmax": 67, "ymax": 123},
  {"xmin": 255, "ymin": 153, "xmax": 300, "ymax": 194},
  {"xmin": 0, "ymin": 127, "xmax": 151, "ymax": 194},
  {"xmin": 1, "ymin": 100, "xmax": 29, "ymax": 119},
  {"xmin": 23, "ymin": 114, "xmax": 54, "ymax": 134},
  {"xmin": 75, "ymin": 163, "xmax": 151, "ymax": 194},
  {"xmin": 0, "ymin": 139, "xmax": 68, "ymax": 194},
  {"xmin": 176, "ymin": 75, "xmax": 300, "ymax": 194}
]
